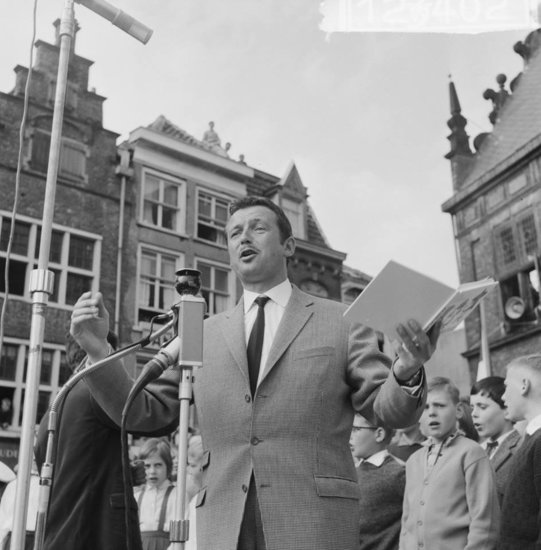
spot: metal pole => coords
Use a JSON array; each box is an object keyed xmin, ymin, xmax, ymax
[
  {"xmin": 169, "ymin": 293, "xmax": 205, "ymax": 549},
  {"xmin": 11, "ymin": 3, "xmax": 74, "ymax": 548},
  {"xmin": 479, "ymin": 299, "xmax": 491, "ymax": 378}
]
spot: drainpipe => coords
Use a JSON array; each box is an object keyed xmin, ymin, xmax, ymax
[{"xmin": 114, "ymin": 147, "xmax": 133, "ymax": 336}]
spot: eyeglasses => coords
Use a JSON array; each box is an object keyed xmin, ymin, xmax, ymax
[{"xmin": 351, "ymin": 426, "xmax": 377, "ymax": 432}]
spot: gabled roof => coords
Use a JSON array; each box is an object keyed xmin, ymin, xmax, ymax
[
  {"xmin": 280, "ymin": 162, "xmax": 307, "ymax": 199},
  {"xmin": 461, "ymin": 46, "xmax": 541, "ymax": 187}
]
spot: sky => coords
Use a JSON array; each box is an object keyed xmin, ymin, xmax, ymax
[{"xmin": 0, "ymin": 0, "xmax": 537, "ymax": 288}]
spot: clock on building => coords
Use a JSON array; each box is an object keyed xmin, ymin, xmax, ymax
[{"xmin": 300, "ymin": 279, "xmax": 329, "ymax": 298}]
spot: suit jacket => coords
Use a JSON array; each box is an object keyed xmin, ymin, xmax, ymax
[
  {"xmin": 490, "ymin": 429, "xmax": 521, "ymax": 504},
  {"xmin": 194, "ymin": 287, "xmax": 425, "ymax": 550},
  {"xmin": 85, "ymin": 286, "xmax": 426, "ymax": 550}
]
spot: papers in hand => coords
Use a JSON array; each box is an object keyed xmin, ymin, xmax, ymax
[{"xmin": 343, "ymin": 260, "xmax": 498, "ymax": 340}]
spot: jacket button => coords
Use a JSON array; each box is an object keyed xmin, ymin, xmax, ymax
[
  {"xmin": 245, "ymin": 394, "xmax": 251, "ymax": 403},
  {"xmin": 251, "ymin": 437, "xmax": 260, "ymax": 445},
  {"xmin": 242, "ymin": 484, "xmax": 248, "ymax": 493}
]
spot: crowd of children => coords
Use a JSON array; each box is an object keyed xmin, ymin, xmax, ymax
[
  {"xmin": 131, "ymin": 432, "xmax": 204, "ymax": 550},
  {"xmin": 351, "ymin": 354, "xmax": 541, "ymax": 550}
]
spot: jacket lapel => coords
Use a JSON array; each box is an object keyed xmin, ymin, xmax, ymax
[
  {"xmin": 260, "ymin": 286, "xmax": 314, "ymax": 385},
  {"xmin": 220, "ymin": 298, "xmax": 250, "ymax": 383},
  {"xmin": 492, "ymin": 429, "xmax": 521, "ymax": 471}
]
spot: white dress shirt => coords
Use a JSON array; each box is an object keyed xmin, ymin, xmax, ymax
[
  {"xmin": 136, "ymin": 479, "xmax": 175, "ymax": 532},
  {"xmin": 525, "ymin": 413, "xmax": 541, "ymax": 435},
  {"xmin": 243, "ymin": 279, "xmax": 292, "ymax": 388}
]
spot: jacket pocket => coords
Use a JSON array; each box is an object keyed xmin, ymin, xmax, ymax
[
  {"xmin": 110, "ymin": 492, "xmax": 138, "ymax": 510},
  {"xmin": 314, "ymin": 475, "xmax": 360, "ymax": 500},
  {"xmin": 293, "ymin": 346, "xmax": 333, "ymax": 360}
]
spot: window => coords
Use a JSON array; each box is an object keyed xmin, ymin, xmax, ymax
[
  {"xmin": 0, "ymin": 213, "xmax": 100, "ymax": 306},
  {"xmin": 519, "ymin": 214, "xmax": 538, "ymax": 256},
  {"xmin": 494, "ymin": 212, "xmax": 540, "ymax": 275},
  {"xmin": 0, "ymin": 339, "xmax": 67, "ymax": 431},
  {"xmin": 138, "ymin": 248, "xmax": 182, "ymax": 324},
  {"xmin": 499, "ymin": 226, "xmax": 516, "ymax": 265},
  {"xmin": 196, "ymin": 260, "xmax": 231, "ymax": 315},
  {"xmin": 196, "ymin": 191, "xmax": 229, "ymax": 246},
  {"xmin": 141, "ymin": 171, "xmax": 185, "ymax": 232},
  {"xmin": 28, "ymin": 130, "xmax": 87, "ymax": 181}
]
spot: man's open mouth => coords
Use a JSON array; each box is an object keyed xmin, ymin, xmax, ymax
[{"xmin": 240, "ymin": 249, "xmax": 257, "ymax": 260}]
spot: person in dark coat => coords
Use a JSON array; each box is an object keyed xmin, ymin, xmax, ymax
[{"xmin": 34, "ymin": 332, "xmax": 173, "ymax": 550}]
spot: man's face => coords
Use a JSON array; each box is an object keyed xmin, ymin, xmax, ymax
[
  {"xmin": 226, "ymin": 205, "xmax": 295, "ymax": 293},
  {"xmin": 502, "ymin": 366, "xmax": 527, "ymax": 422},
  {"xmin": 420, "ymin": 389, "xmax": 458, "ymax": 443},
  {"xmin": 470, "ymin": 392, "xmax": 508, "ymax": 440},
  {"xmin": 349, "ymin": 415, "xmax": 380, "ymax": 460}
]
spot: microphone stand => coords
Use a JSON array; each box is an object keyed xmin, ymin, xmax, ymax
[
  {"xmin": 33, "ymin": 318, "xmax": 175, "ymax": 550},
  {"xmin": 12, "ymin": 1, "xmax": 152, "ymax": 549},
  {"xmin": 168, "ymin": 270, "xmax": 205, "ymax": 550}
]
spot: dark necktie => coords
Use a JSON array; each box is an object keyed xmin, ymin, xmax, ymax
[
  {"xmin": 247, "ymin": 296, "xmax": 270, "ymax": 396},
  {"xmin": 486, "ymin": 440, "xmax": 498, "ymax": 458}
]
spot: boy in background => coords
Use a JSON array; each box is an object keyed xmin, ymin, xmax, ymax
[
  {"xmin": 470, "ymin": 376, "xmax": 521, "ymax": 504},
  {"xmin": 350, "ymin": 413, "xmax": 405, "ymax": 550},
  {"xmin": 400, "ymin": 377, "xmax": 499, "ymax": 550},
  {"xmin": 499, "ymin": 355, "xmax": 541, "ymax": 549}
]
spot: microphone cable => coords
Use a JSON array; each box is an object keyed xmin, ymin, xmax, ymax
[{"xmin": 119, "ymin": 339, "xmax": 178, "ymax": 550}]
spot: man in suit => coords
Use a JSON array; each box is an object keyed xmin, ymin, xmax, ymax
[
  {"xmin": 470, "ymin": 376, "xmax": 521, "ymax": 504},
  {"xmin": 71, "ymin": 197, "xmax": 438, "ymax": 550}
]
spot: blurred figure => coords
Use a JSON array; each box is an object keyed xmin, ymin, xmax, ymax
[
  {"xmin": 135, "ymin": 438, "xmax": 175, "ymax": 550},
  {"xmin": 499, "ymin": 355, "xmax": 541, "ymax": 548},
  {"xmin": 470, "ymin": 376, "xmax": 520, "ymax": 504},
  {"xmin": 34, "ymin": 331, "xmax": 145, "ymax": 550},
  {"xmin": 350, "ymin": 413, "xmax": 405, "ymax": 550},
  {"xmin": 401, "ymin": 377, "xmax": 499, "ymax": 550},
  {"xmin": 388, "ymin": 422, "xmax": 425, "ymax": 462},
  {"xmin": 456, "ymin": 396, "xmax": 480, "ymax": 442},
  {"xmin": 0, "ymin": 457, "xmax": 39, "ymax": 549},
  {"xmin": 0, "ymin": 398, "xmax": 12, "ymax": 431}
]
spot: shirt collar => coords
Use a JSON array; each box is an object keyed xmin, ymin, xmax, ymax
[
  {"xmin": 424, "ymin": 431, "xmax": 459, "ymax": 450},
  {"xmin": 243, "ymin": 279, "xmax": 292, "ymax": 313},
  {"xmin": 526, "ymin": 414, "xmax": 541, "ymax": 435},
  {"xmin": 483, "ymin": 428, "xmax": 515, "ymax": 449},
  {"xmin": 146, "ymin": 479, "xmax": 172, "ymax": 492},
  {"xmin": 362, "ymin": 449, "xmax": 389, "ymax": 467}
]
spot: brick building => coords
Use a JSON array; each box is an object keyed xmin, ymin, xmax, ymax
[
  {"xmin": 442, "ymin": 29, "xmax": 541, "ymax": 379},
  {"xmin": 0, "ymin": 23, "xmax": 124, "ymax": 465}
]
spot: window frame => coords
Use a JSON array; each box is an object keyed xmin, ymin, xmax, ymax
[
  {"xmin": 25, "ymin": 128, "xmax": 88, "ymax": 183},
  {"xmin": 0, "ymin": 211, "xmax": 101, "ymax": 308},
  {"xmin": 195, "ymin": 257, "xmax": 234, "ymax": 316},
  {"xmin": 135, "ymin": 244, "xmax": 185, "ymax": 327},
  {"xmin": 139, "ymin": 168, "xmax": 187, "ymax": 235},
  {"xmin": 0, "ymin": 338, "xmax": 67, "ymax": 433},
  {"xmin": 195, "ymin": 189, "xmax": 231, "ymax": 247}
]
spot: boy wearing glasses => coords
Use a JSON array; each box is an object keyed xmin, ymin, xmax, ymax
[{"xmin": 350, "ymin": 413, "xmax": 405, "ymax": 550}]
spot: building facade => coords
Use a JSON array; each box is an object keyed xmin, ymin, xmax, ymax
[{"xmin": 442, "ymin": 30, "xmax": 541, "ymax": 379}]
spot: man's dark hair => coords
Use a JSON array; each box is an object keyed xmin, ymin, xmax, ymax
[
  {"xmin": 228, "ymin": 196, "xmax": 293, "ymax": 243},
  {"xmin": 471, "ymin": 376, "xmax": 506, "ymax": 409}
]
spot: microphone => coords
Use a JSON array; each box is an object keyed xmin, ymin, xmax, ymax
[{"xmin": 136, "ymin": 339, "xmax": 180, "ymax": 387}]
